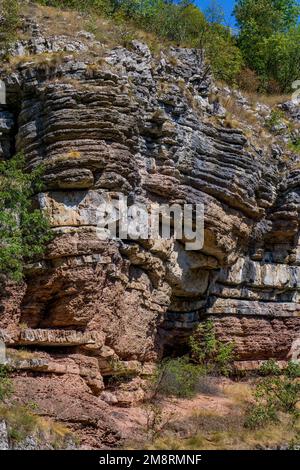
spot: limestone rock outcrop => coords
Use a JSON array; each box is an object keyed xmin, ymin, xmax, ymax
[{"xmin": 0, "ymin": 23, "xmax": 299, "ymax": 447}]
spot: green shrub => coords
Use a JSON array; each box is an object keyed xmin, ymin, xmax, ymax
[
  {"xmin": 234, "ymin": 0, "xmax": 300, "ymax": 92},
  {"xmin": 265, "ymin": 109, "xmax": 286, "ymax": 131},
  {"xmin": 245, "ymin": 360, "xmax": 300, "ymax": 429},
  {"xmin": 0, "ymin": 154, "xmax": 53, "ymax": 282},
  {"xmin": 0, "ymin": 0, "xmax": 20, "ymax": 47},
  {"xmin": 0, "ymin": 365, "xmax": 13, "ymax": 401},
  {"xmin": 148, "ymin": 320, "xmax": 234, "ymax": 400},
  {"xmin": 259, "ymin": 358, "xmax": 281, "ymax": 376},
  {"xmin": 189, "ymin": 319, "xmax": 235, "ymax": 376},
  {"xmin": 288, "ymin": 137, "xmax": 300, "ymax": 154},
  {"xmin": 203, "ymin": 24, "xmax": 244, "ymax": 84},
  {"xmin": 285, "ymin": 361, "xmax": 300, "ymax": 379},
  {"xmin": 152, "ymin": 356, "xmax": 205, "ymax": 399},
  {"xmin": 147, "ymin": 320, "xmax": 234, "ymax": 401}
]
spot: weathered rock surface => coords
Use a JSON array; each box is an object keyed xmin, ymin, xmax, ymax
[
  {"xmin": 0, "ymin": 421, "xmax": 9, "ymax": 450},
  {"xmin": 0, "ymin": 21, "xmax": 299, "ymax": 447},
  {"xmin": 18, "ymin": 328, "xmax": 104, "ymax": 348}
]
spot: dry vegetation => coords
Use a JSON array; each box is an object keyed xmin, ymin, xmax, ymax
[
  {"xmin": 24, "ymin": 3, "xmax": 170, "ymax": 54},
  {"xmin": 146, "ymin": 414, "xmax": 299, "ymax": 450},
  {"xmin": 208, "ymin": 87, "xmax": 299, "ymax": 159},
  {"xmin": 2, "ymin": 51, "xmax": 68, "ymax": 73},
  {"xmin": 0, "ymin": 401, "xmax": 73, "ymax": 447},
  {"xmin": 242, "ymin": 91, "xmax": 292, "ymax": 109},
  {"xmin": 127, "ymin": 378, "xmax": 300, "ymax": 450},
  {"xmin": 6, "ymin": 348, "xmax": 40, "ymax": 362}
]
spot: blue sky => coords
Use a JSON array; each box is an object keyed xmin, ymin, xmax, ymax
[
  {"xmin": 196, "ymin": 1, "xmax": 236, "ymax": 26},
  {"xmin": 196, "ymin": 0, "xmax": 300, "ymax": 27}
]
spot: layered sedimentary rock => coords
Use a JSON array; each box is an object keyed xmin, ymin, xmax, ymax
[{"xmin": 0, "ymin": 31, "xmax": 299, "ymax": 445}]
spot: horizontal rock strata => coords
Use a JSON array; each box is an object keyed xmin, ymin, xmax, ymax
[{"xmin": 0, "ymin": 28, "xmax": 299, "ymax": 445}]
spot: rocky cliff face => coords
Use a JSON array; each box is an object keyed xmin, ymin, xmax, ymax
[{"xmin": 0, "ymin": 21, "xmax": 299, "ymax": 447}]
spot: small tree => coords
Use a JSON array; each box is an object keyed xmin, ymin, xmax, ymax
[{"xmin": 189, "ymin": 319, "xmax": 235, "ymax": 376}]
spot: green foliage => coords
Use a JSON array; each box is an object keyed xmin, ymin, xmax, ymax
[
  {"xmin": 259, "ymin": 358, "xmax": 281, "ymax": 376},
  {"xmin": 244, "ymin": 403, "xmax": 278, "ymax": 429},
  {"xmin": 0, "ymin": 365, "xmax": 13, "ymax": 402},
  {"xmin": 259, "ymin": 26, "xmax": 300, "ymax": 92},
  {"xmin": 145, "ymin": 321, "xmax": 235, "ymax": 401},
  {"xmin": 0, "ymin": 0, "xmax": 20, "ymax": 47},
  {"xmin": 133, "ymin": 1, "xmax": 207, "ymax": 45},
  {"xmin": 256, "ymin": 376, "xmax": 300, "ymax": 414},
  {"xmin": 6, "ymin": 404, "xmax": 40, "ymax": 442},
  {"xmin": 265, "ymin": 108, "xmax": 285, "ymax": 131},
  {"xmin": 0, "ymin": 154, "xmax": 52, "ymax": 282},
  {"xmin": 8, "ymin": 0, "xmax": 300, "ymax": 91},
  {"xmin": 203, "ymin": 25, "xmax": 244, "ymax": 83},
  {"xmin": 189, "ymin": 319, "xmax": 235, "ymax": 376},
  {"xmin": 234, "ymin": 0, "xmax": 300, "ymax": 91},
  {"xmin": 152, "ymin": 356, "xmax": 205, "ymax": 399},
  {"xmin": 234, "ymin": 0, "xmax": 300, "ymax": 36},
  {"xmin": 245, "ymin": 360, "xmax": 300, "ymax": 429},
  {"xmin": 35, "ymin": 1, "xmax": 242, "ymax": 84},
  {"xmin": 119, "ymin": 1, "xmax": 242, "ymax": 83},
  {"xmin": 285, "ymin": 360, "xmax": 300, "ymax": 379},
  {"xmin": 288, "ymin": 137, "xmax": 300, "ymax": 154}
]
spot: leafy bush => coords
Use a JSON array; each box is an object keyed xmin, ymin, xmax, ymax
[
  {"xmin": 259, "ymin": 358, "xmax": 282, "ymax": 376},
  {"xmin": 244, "ymin": 403, "xmax": 278, "ymax": 429},
  {"xmin": 35, "ymin": 1, "xmax": 243, "ymax": 84},
  {"xmin": 234, "ymin": 0, "xmax": 300, "ymax": 92},
  {"xmin": 189, "ymin": 319, "xmax": 235, "ymax": 376},
  {"xmin": 236, "ymin": 67, "xmax": 261, "ymax": 92},
  {"xmin": 0, "ymin": 154, "xmax": 52, "ymax": 282},
  {"xmin": 259, "ymin": 27, "xmax": 300, "ymax": 92},
  {"xmin": 202, "ymin": 24, "xmax": 244, "ymax": 84},
  {"xmin": 285, "ymin": 361, "xmax": 300, "ymax": 379},
  {"xmin": 152, "ymin": 356, "xmax": 205, "ymax": 399},
  {"xmin": 265, "ymin": 108, "xmax": 286, "ymax": 131},
  {"xmin": 0, "ymin": 365, "xmax": 13, "ymax": 401},
  {"xmin": 245, "ymin": 360, "xmax": 300, "ymax": 429},
  {"xmin": 0, "ymin": 0, "xmax": 20, "ymax": 47},
  {"xmin": 148, "ymin": 320, "xmax": 234, "ymax": 401}
]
